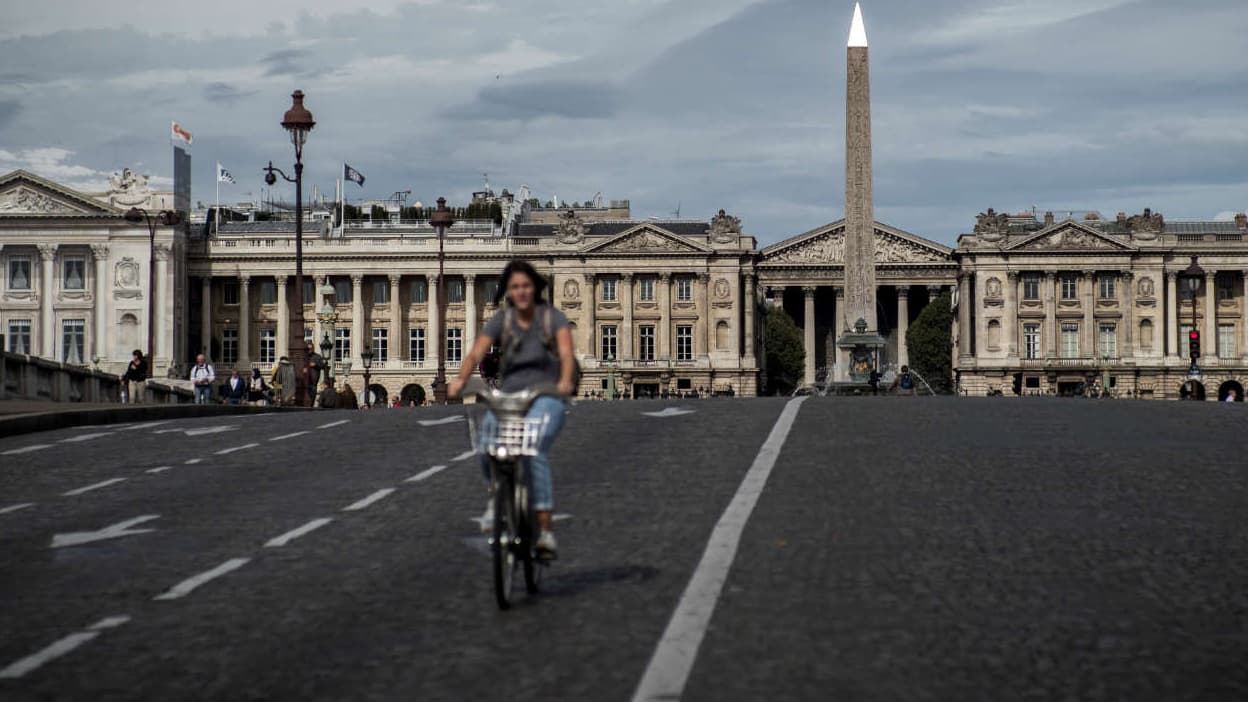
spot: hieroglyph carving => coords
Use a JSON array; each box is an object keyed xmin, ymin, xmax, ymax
[
  {"xmin": 0, "ymin": 187, "xmax": 79, "ymax": 215},
  {"xmin": 709, "ymin": 209, "xmax": 742, "ymax": 244}
]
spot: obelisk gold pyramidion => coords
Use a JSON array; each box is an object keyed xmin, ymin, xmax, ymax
[{"xmin": 843, "ymin": 2, "xmax": 876, "ymax": 334}]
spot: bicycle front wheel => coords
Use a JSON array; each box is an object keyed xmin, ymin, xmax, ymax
[
  {"xmin": 492, "ymin": 467, "xmax": 516, "ymax": 611},
  {"xmin": 518, "ymin": 472, "xmax": 541, "ymax": 595}
]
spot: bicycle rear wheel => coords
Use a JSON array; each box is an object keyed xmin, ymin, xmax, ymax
[
  {"xmin": 518, "ymin": 473, "xmax": 541, "ymax": 594},
  {"xmin": 492, "ymin": 467, "xmax": 516, "ymax": 610}
]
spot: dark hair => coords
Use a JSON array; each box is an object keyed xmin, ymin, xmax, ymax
[
  {"xmin": 132, "ymin": 350, "xmax": 144, "ymax": 359},
  {"xmin": 494, "ymin": 259, "xmax": 547, "ymax": 306}
]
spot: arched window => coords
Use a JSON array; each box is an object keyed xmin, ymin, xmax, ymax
[
  {"xmin": 1139, "ymin": 319, "xmax": 1154, "ymax": 351},
  {"xmin": 987, "ymin": 320, "xmax": 1002, "ymax": 351},
  {"xmin": 716, "ymin": 321, "xmax": 730, "ymax": 350}
]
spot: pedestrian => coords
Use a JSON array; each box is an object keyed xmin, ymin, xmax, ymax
[
  {"xmin": 316, "ymin": 378, "xmax": 339, "ymax": 409},
  {"xmin": 274, "ymin": 356, "xmax": 296, "ymax": 406},
  {"xmin": 190, "ymin": 353, "xmax": 215, "ymax": 405},
  {"xmin": 340, "ymin": 382, "xmax": 359, "ymax": 410},
  {"xmin": 893, "ymin": 365, "xmax": 916, "ymax": 396},
  {"xmin": 868, "ymin": 368, "xmax": 881, "ymax": 395},
  {"xmin": 121, "ymin": 349, "xmax": 147, "ymax": 404},
  {"xmin": 248, "ymin": 368, "xmax": 268, "ymax": 405},
  {"xmin": 305, "ymin": 343, "xmax": 326, "ymax": 406},
  {"xmin": 223, "ymin": 369, "xmax": 247, "ymax": 405},
  {"xmin": 1226, "ymin": 389, "xmax": 1238, "ymax": 403}
]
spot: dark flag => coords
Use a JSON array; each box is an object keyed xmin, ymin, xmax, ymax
[{"xmin": 344, "ymin": 163, "xmax": 365, "ymax": 186}]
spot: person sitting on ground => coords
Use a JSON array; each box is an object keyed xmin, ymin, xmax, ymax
[
  {"xmin": 893, "ymin": 365, "xmax": 916, "ymax": 396},
  {"xmin": 316, "ymin": 378, "xmax": 339, "ymax": 409},
  {"xmin": 223, "ymin": 369, "xmax": 247, "ymax": 405}
]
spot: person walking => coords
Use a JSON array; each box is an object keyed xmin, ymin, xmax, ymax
[
  {"xmin": 305, "ymin": 342, "xmax": 326, "ymax": 406},
  {"xmin": 190, "ymin": 353, "xmax": 215, "ymax": 405},
  {"xmin": 247, "ymin": 368, "xmax": 268, "ymax": 405},
  {"xmin": 274, "ymin": 356, "xmax": 297, "ymax": 406},
  {"xmin": 121, "ymin": 350, "xmax": 147, "ymax": 404},
  {"xmin": 223, "ymin": 369, "xmax": 247, "ymax": 405}
]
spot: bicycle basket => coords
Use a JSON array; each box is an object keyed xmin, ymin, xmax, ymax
[{"xmin": 479, "ymin": 416, "xmax": 546, "ymax": 458}]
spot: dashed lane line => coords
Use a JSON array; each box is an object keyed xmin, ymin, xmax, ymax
[
  {"xmin": 269, "ymin": 431, "xmax": 309, "ymax": 442},
  {"xmin": 62, "ymin": 478, "xmax": 127, "ymax": 497},
  {"xmin": 58, "ymin": 432, "xmax": 115, "ymax": 443},
  {"xmin": 0, "ymin": 502, "xmax": 35, "ymax": 515},
  {"xmin": 631, "ymin": 396, "xmax": 808, "ymax": 702},
  {"xmin": 318, "ymin": 419, "xmax": 351, "ymax": 429},
  {"xmin": 450, "ymin": 450, "xmax": 476, "ymax": 462},
  {"xmin": 342, "ymin": 488, "xmax": 396, "ymax": 512},
  {"xmin": 114, "ymin": 421, "xmax": 170, "ymax": 431},
  {"xmin": 264, "ymin": 518, "xmax": 334, "ymax": 548},
  {"xmin": 405, "ymin": 465, "xmax": 449, "ymax": 483},
  {"xmin": 153, "ymin": 558, "xmax": 251, "ymax": 601},
  {"xmin": 184, "ymin": 458, "xmax": 203, "ymax": 465},
  {"xmin": 2, "ymin": 444, "xmax": 52, "ymax": 456},
  {"xmin": 0, "ymin": 615, "xmax": 130, "ymax": 679},
  {"xmin": 215, "ymin": 442, "xmax": 260, "ymax": 455},
  {"xmin": 145, "ymin": 466, "xmax": 173, "ymax": 474}
]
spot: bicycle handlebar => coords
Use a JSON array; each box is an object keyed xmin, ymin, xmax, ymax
[{"xmin": 463, "ymin": 377, "xmax": 562, "ymax": 416}]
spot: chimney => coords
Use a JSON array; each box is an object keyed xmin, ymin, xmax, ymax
[
  {"xmin": 1143, "ymin": 207, "xmax": 1152, "ymax": 218},
  {"xmin": 1043, "ymin": 211, "xmax": 1054, "ymax": 226},
  {"xmin": 1235, "ymin": 213, "xmax": 1247, "ymax": 229},
  {"xmin": 1117, "ymin": 212, "xmax": 1127, "ymax": 224}
]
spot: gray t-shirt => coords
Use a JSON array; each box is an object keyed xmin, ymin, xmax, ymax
[{"xmin": 481, "ymin": 305, "xmax": 570, "ymax": 392}]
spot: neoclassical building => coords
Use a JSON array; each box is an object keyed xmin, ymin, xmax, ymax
[{"xmin": 955, "ymin": 209, "xmax": 1248, "ymax": 400}]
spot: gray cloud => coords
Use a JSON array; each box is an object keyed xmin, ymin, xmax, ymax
[
  {"xmin": 203, "ymin": 82, "xmax": 256, "ymax": 104},
  {"xmin": 0, "ymin": 99, "xmax": 20, "ymax": 131},
  {"xmin": 446, "ymin": 81, "xmax": 622, "ymax": 121}
]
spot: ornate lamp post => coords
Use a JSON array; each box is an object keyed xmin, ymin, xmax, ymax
[
  {"xmin": 263, "ymin": 89, "xmax": 315, "ymax": 406},
  {"xmin": 317, "ymin": 281, "xmax": 337, "ymax": 386},
  {"xmin": 123, "ymin": 207, "xmax": 181, "ymax": 378},
  {"xmin": 1180, "ymin": 256, "xmax": 1204, "ymax": 388},
  {"xmin": 361, "ymin": 345, "xmax": 375, "ymax": 407},
  {"xmin": 430, "ymin": 197, "xmax": 455, "ymax": 404},
  {"xmin": 604, "ymin": 353, "xmax": 618, "ymax": 400}
]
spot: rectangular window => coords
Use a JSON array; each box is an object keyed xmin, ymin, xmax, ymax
[
  {"xmin": 600, "ymin": 325, "xmax": 618, "ymax": 360},
  {"xmin": 371, "ymin": 328, "xmax": 389, "ymax": 362},
  {"xmin": 1023, "ymin": 323, "xmax": 1041, "ymax": 360},
  {"xmin": 7, "ymin": 255, "xmax": 32, "ymax": 290},
  {"xmin": 483, "ymin": 280, "xmax": 500, "ymax": 303},
  {"xmin": 1023, "ymin": 274, "xmax": 1040, "ymax": 301},
  {"xmin": 638, "ymin": 325, "xmax": 655, "ymax": 361},
  {"xmin": 62, "ymin": 255, "xmax": 86, "ymax": 290},
  {"xmin": 677, "ymin": 277, "xmax": 693, "ymax": 302},
  {"xmin": 221, "ymin": 328, "xmax": 238, "ymax": 364},
  {"xmin": 334, "ymin": 328, "xmax": 350, "ymax": 363},
  {"xmin": 372, "ymin": 280, "xmax": 389, "ymax": 305},
  {"xmin": 639, "ymin": 278, "xmax": 655, "ymax": 302},
  {"xmin": 303, "ymin": 279, "xmax": 316, "ymax": 305},
  {"xmin": 259, "ymin": 328, "xmax": 276, "ymax": 364},
  {"xmin": 409, "ymin": 328, "xmax": 426, "ymax": 363},
  {"xmin": 1061, "ymin": 275, "xmax": 1077, "ymax": 300},
  {"xmin": 411, "ymin": 279, "xmax": 428, "ymax": 304},
  {"xmin": 448, "ymin": 279, "xmax": 465, "ymax": 304},
  {"xmin": 304, "ymin": 327, "xmax": 313, "ymax": 344},
  {"xmin": 259, "ymin": 281, "xmax": 277, "ymax": 305},
  {"xmin": 446, "ymin": 328, "xmax": 463, "ymax": 363},
  {"xmin": 1099, "ymin": 275, "xmax": 1115, "ymax": 300},
  {"xmin": 1060, "ymin": 322, "xmax": 1079, "ymax": 359},
  {"xmin": 1219, "ymin": 324, "xmax": 1236, "ymax": 358},
  {"xmin": 601, "ymin": 278, "xmax": 617, "ymax": 302},
  {"xmin": 1217, "ymin": 275, "xmax": 1234, "ymax": 302},
  {"xmin": 222, "ymin": 280, "xmax": 240, "ymax": 306},
  {"xmin": 333, "ymin": 279, "xmax": 352, "ymax": 304},
  {"xmin": 8, "ymin": 319, "xmax": 32, "ymax": 354},
  {"xmin": 61, "ymin": 319, "xmax": 86, "ymax": 364},
  {"xmin": 676, "ymin": 325, "xmax": 693, "ymax": 361},
  {"xmin": 1098, "ymin": 323, "xmax": 1118, "ymax": 358}
]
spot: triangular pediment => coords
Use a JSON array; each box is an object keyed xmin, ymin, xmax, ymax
[
  {"xmin": 583, "ymin": 224, "xmax": 711, "ymax": 254},
  {"xmin": 761, "ymin": 220, "xmax": 954, "ymax": 265},
  {"xmin": 0, "ymin": 170, "xmax": 120, "ymax": 217},
  {"xmin": 1006, "ymin": 220, "xmax": 1133, "ymax": 251}
]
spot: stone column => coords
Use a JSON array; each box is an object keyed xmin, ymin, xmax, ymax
[
  {"xmin": 583, "ymin": 273, "xmax": 597, "ymax": 358},
  {"xmin": 1121, "ymin": 271, "xmax": 1134, "ymax": 357},
  {"xmin": 1002, "ymin": 273, "xmax": 1018, "ymax": 358},
  {"xmin": 426, "ymin": 275, "xmax": 440, "ymax": 370},
  {"xmin": 621, "ymin": 273, "xmax": 634, "ymax": 361},
  {"xmin": 200, "ymin": 275, "xmax": 212, "ymax": 361},
  {"xmin": 834, "ymin": 286, "xmax": 847, "ymax": 381},
  {"xmin": 276, "ymin": 277, "xmax": 288, "ymax": 359},
  {"xmin": 1166, "ymin": 272, "xmax": 1179, "ymax": 359},
  {"xmin": 351, "ymin": 274, "xmax": 364, "ymax": 362},
  {"xmin": 742, "ymin": 273, "xmax": 756, "ymax": 365},
  {"xmin": 1242, "ymin": 270, "xmax": 1248, "ymax": 359},
  {"xmin": 698, "ymin": 273, "xmax": 713, "ymax": 358},
  {"xmin": 896, "ymin": 286, "xmax": 910, "ymax": 366},
  {"xmin": 658, "ymin": 273, "xmax": 671, "ymax": 361},
  {"xmin": 153, "ymin": 245, "xmax": 171, "ymax": 366},
  {"xmin": 1205, "ymin": 271, "xmax": 1218, "ymax": 358},
  {"xmin": 90, "ymin": 244, "xmax": 109, "ymax": 361},
  {"xmin": 957, "ymin": 273, "xmax": 972, "ymax": 359},
  {"xmin": 465, "ymin": 274, "xmax": 478, "ymax": 350},
  {"xmin": 803, "ymin": 286, "xmax": 817, "ymax": 386},
  {"xmin": 238, "ymin": 275, "xmax": 251, "ymax": 368},
  {"xmin": 1045, "ymin": 271, "xmax": 1058, "ymax": 358},
  {"xmin": 390, "ymin": 274, "xmax": 403, "ymax": 364},
  {"xmin": 37, "ymin": 244, "xmax": 56, "ymax": 357},
  {"xmin": 1083, "ymin": 270, "xmax": 1096, "ymax": 358}
]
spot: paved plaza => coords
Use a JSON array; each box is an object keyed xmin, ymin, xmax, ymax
[{"xmin": 0, "ymin": 398, "xmax": 1244, "ymax": 701}]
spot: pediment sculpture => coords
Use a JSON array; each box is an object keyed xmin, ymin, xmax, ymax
[
  {"xmin": 974, "ymin": 208, "xmax": 1010, "ymax": 241},
  {"xmin": 709, "ymin": 209, "xmax": 742, "ymax": 244},
  {"xmin": 874, "ymin": 234, "xmax": 949, "ymax": 263},
  {"xmin": 599, "ymin": 229, "xmax": 691, "ymax": 253},
  {"xmin": 554, "ymin": 209, "xmax": 588, "ymax": 245},
  {"xmin": 1022, "ymin": 227, "xmax": 1118, "ymax": 250},
  {"xmin": 767, "ymin": 231, "xmax": 845, "ymax": 264},
  {"xmin": 0, "ymin": 186, "xmax": 79, "ymax": 215}
]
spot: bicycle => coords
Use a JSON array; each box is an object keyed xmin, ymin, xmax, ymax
[{"xmin": 463, "ymin": 377, "xmax": 558, "ymax": 610}]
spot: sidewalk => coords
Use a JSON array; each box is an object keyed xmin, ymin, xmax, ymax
[{"xmin": 0, "ymin": 400, "xmax": 307, "ymax": 439}]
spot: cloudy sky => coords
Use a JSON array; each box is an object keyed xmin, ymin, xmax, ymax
[{"xmin": 1, "ymin": 0, "xmax": 1244, "ymax": 246}]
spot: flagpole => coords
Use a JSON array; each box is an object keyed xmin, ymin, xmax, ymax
[
  {"xmin": 215, "ymin": 162, "xmax": 220, "ymax": 234},
  {"xmin": 340, "ymin": 163, "xmax": 346, "ymax": 235}
]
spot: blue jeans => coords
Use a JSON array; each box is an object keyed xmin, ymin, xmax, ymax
[
  {"xmin": 194, "ymin": 385, "xmax": 212, "ymax": 404},
  {"xmin": 478, "ymin": 395, "xmax": 566, "ymax": 512}
]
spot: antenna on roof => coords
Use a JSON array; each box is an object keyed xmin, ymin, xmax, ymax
[{"xmin": 672, "ymin": 201, "xmax": 682, "ymax": 219}]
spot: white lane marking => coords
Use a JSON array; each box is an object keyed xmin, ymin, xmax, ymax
[
  {"xmin": 342, "ymin": 488, "xmax": 396, "ymax": 512},
  {"xmin": 418, "ymin": 415, "xmax": 464, "ymax": 427},
  {"xmin": 0, "ymin": 631, "xmax": 98, "ymax": 679},
  {"xmin": 62, "ymin": 478, "xmax": 127, "ymax": 497},
  {"xmin": 154, "ymin": 425, "xmax": 237, "ymax": 437},
  {"xmin": 184, "ymin": 458, "xmax": 202, "ymax": 465},
  {"xmin": 405, "ymin": 465, "xmax": 449, "ymax": 483},
  {"xmin": 59, "ymin": 432, "xmax": 114, "ymax": 443},
  {"xmin": 631, "ymin": 397, "xmax": 807, "ymax": 702},
  {"xmin": 154, "ymin": 558, "xmax": 251, "ymax": 601},
  {"xmin": 115, "ymin": 421, "xmax": 170, "ymax": 431},
  {"xmin": 215, "ymin": 442, "xmax": 259, "ymax": 455},
  {"xmin": 88, "ymin": 615, "xmax": 131, "ymax": 631},
  {"xmin": 145, "ymin": 466, "xmax": 173, "ymax": 474},
  {"xmin": 318, "ymin": 419, "xmax": 351, "ymax": 429},
  {"xmin": 2, "ymin": 444, "xmax": 52, "ymax": 455},
  {"xmin": 553, "ymin": 513, "xmax": 573, "ymax": 522},
  {"xmin": 642, "ymin": 407, "xmax": 696, "ymax": 418},
  {"xmin": 51, "ymin": 515, "xmax": 160, "ymax": 548},
  {"xmin": 450, "ymin": 450, "xmax": 476, "ymax": 462},
  {"xmin": 269, "ymin": 431, "xmax": 309, "ymax": 442},
  {"xmin": 264, "ymin": 518, "xmax": 334, "ymax": 548},
  {"xmin": 0, "ymin": 502, "xmax": 35, "ymax": 515}
]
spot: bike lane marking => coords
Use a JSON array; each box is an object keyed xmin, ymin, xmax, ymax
[{"xmin": 631, "ymin": 396, "xmax": 808, "ymax": 702}]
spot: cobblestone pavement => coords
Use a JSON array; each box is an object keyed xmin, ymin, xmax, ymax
[{"xmin": 0, "ymin": 398, "xmax": 1244, "ymax": 701}]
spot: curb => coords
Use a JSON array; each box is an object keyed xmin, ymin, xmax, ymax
[{"xmin": 0, "ymin": 405, "xmax": 311, "ymax": 439}]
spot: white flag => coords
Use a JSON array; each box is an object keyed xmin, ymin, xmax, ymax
[{"xmin": 217, "ymin": 162, "xmax": 235, "ymax": 184}]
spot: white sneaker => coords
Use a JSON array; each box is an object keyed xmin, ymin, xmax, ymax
[
  {"xmin": 536, "ymin": 530, "xmax": 558, "ymax": 560},
  {"xmin": 479, "ymin": 500, "xmax": 494, "ymax": 533}
]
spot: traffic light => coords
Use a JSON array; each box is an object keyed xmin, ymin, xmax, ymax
[{"xmin": 1189, "ymin": 330, "xmax": 1201, "ymax": 360}]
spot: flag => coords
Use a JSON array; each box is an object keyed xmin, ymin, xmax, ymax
[
  {"xmin": 217, "ymin": 163, "xmax": 235, "ymax": 184},
  {"xmin": 171, "ymin": 121, "xmax": 193, "ymax": 145},
  {"xmin": 344, "ymin": 163, "xmax": 365, "ymax": 186}
]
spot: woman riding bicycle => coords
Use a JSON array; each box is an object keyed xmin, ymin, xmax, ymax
[{"xmin": 449, "ymin": 259, "xmax": 576, "ymax": 560}]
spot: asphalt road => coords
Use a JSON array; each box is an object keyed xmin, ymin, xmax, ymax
[{"xmin": 0, "ymin": 398, "xmax": 1244, "ymax": 701}]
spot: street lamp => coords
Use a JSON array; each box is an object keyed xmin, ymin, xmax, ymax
[
  {"xmin": 1180, "ymin": 256, "xmax": 1204, "ymax": 383},
  {"xmin": 263, "ymin": 89, "xmax": 315, "ymax": 407},
  {"xmin": 361, "ymin": 345, "xmax": 374, "ymax": 407},
  {"xmin": 123, "ymin": 207, "xmax": 182, "ymax": 379},
  {"xmin": 430, "ymin": 197, "xmax": 455, "ymax": 404},
  {"xmin": 317, "ymin": 281, "xmax": 337, "ymax": 385},
  {"xmin": 604, "ymin": 353, "xmax": 618, "ymax": 400}
]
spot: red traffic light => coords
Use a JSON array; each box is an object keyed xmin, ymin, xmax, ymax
[{"xmin": 1189, "ymin": 331, "xmax": 1200, "ymax": 340}]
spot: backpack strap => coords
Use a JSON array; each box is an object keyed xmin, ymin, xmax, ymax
[{"xmin": 541, "ymin": 305, "xmax": 555, "ymax": 351}]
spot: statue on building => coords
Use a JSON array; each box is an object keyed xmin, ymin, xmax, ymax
[
  {"xmin": 709, "ymin": 208, "xmax": 742, "ymax": 243},
  {"xmin": 1125, "ymin": 208, "xmax": 1164, "ymax": 239},
  {"xmin": 974, "ymin": 208, "xmax": 1010, "ymax": 241},
  {"xmin": 554, "ymin": 208, "xmax": 587, "ymax": 244},
  {"xmin": 108, "ymin": 167, "xmax": 153, "ymax": 208}
]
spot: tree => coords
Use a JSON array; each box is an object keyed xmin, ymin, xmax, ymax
[
  {"xmin": 764, "ymin": 307, "xmax": 805, "ymax": 395},
  {"xmin": 369, "ymin": 205, "xmax": 387, "ymax": 221},
  {"xmin": 905, "ymin": 291, "xmax": 954, "ymax": 393}
]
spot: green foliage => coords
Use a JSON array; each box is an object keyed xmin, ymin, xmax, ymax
[
  {"xmin": 254, "ymin": 211, "xmax": 273, "ymax": 222},
  {"xmin": 369, "ymin": 205, "xmax": 388, "ymax": 221},
  {"xmin": 906, "ymin": 292, "xmax": 954, "ymax": 393},
  {"xmin": 765, "ymin": 307, "xmax": 805, "ymax": 395},
  {"xmin": 525, "ymin": 198, "xmax": 541, "ymax": 208}
]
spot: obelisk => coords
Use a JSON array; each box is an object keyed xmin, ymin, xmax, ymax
[{"xmin": 843, "ymin": 2, "xmax": 877, "ymax": 334}]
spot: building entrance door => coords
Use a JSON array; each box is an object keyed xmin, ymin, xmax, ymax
[{"xmin": 633, "ymin": 383, "xmax": 660, "ymax": 399}]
